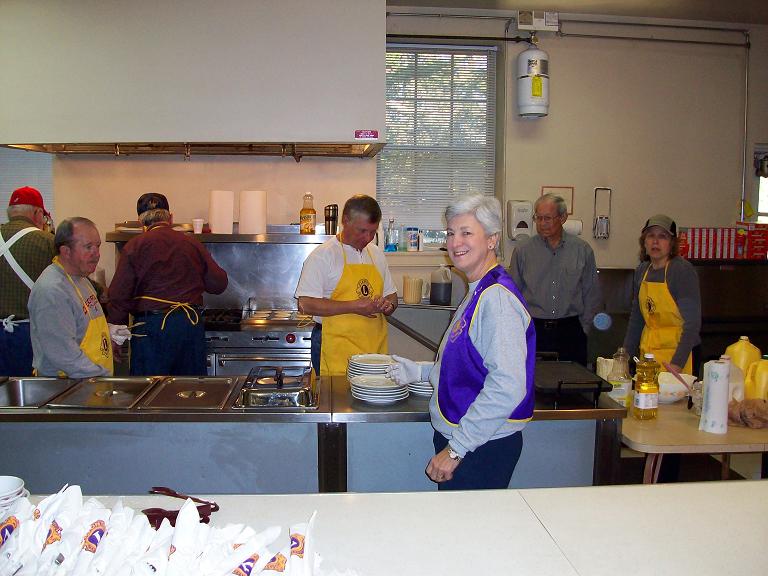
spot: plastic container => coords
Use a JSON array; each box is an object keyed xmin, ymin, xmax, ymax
[
  {"xmin": 429, "ymin": 265, "xmax": 452, "ymax": 306},
  {"xmin": 725, "ymin": 336, "xmax": 761, "ymax": 375},
  {"xmin": 607, "ymin": 347, "xmax": 632, "ymax": 406},
  {"xmin": 406, "ymin": 227, "xmax": 419, "ymax": 252},
  {"xmin": 632, "ymin": 353, "xmax": 660, "ymax": 420},
  {"xmin": 719, "ymin": 354, "xmax": 745, "ymax": 402},
  {"xmin": 745, "ymin": 355, "xmax": 768, "ymax": 400},
  {"xmin": 300, "ymin": 192, "xmax": 316, "ymax": 235}
]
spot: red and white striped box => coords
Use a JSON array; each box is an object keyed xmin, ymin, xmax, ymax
[{"xmin": 685, "ymin": 227, "xmax": 737, "ymax": 259}]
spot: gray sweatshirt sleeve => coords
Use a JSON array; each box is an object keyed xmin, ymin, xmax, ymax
[
  {"xmin": 622, "ymin": 265, "xmax": 646, "ymax": 358},
  {"xmin": 667, "ymin": 258, "xmax": 701, "ymax": 367},
  {"xmin": 579, "ymin": 246, "xmax": 601, "ymax": 334},
  {"xmin": 448, "ymin": 285, "xmax": 530, "ymax": 456},
  {"xmin": 30, "ymin": 276, "xmax": 109, "ymax": 378}
]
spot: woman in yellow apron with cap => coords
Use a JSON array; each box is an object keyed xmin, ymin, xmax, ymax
[{"xmin": 623, "ymin": 214, "xmax": 701, "ymax": 375}]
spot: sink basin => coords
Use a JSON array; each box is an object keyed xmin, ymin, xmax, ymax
[{"xmin": 0, "ymin": 378, "xmax": 78, "ymax": 408}]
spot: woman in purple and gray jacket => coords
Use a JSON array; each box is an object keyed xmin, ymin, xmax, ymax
[{"xmin": 388, "ymin": 194, "xmax": 536, "ymax": 490}]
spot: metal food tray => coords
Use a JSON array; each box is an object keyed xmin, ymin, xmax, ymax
[
  {"xmin": 138, "ymin": 376, "xmax": 239, "ymax": 410},
  {"xmin": 0, "ymin": 378, "xmax": 79, "ymax": 408},
  {"xmin": 46, "ymin": 377, "xmax": 160, "ymax": 409},
  {"xmin": 232, "ymin": 387, "xmax": 318, "ymax": 410}
]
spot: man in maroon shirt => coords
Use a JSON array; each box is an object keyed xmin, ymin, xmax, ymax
[{"xmin": 108, "ymin": 193, "xmax": 228, "ymax": 375}]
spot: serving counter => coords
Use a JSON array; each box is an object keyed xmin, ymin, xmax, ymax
[{"xmin": 0, "ymin": 375, "xmax": 625, "ymax": 495}]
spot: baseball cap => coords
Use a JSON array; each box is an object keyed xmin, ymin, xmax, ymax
[
  {"xmin": 9, "ymin": 186, "xmax": 50, "ymax": 217},
  {"xmin": 642, "ymin": 214, "xmax": 676, "ymax": 236},
  {"xmin": 137, "ymin": 193, "xmax": 170, "ymax": 215}
]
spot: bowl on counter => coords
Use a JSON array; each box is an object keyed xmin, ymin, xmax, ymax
[{"xmin": 658, "ymin": 372, "xmax": 697, "ymax": 404}]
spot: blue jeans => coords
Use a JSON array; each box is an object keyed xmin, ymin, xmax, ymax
[
  {"xmin": 433, "ymin": 430, "xmax": 523, "ymax": 490},
  {"xmin": 130, "ymin": 311, "xmax": 206, "ymax": 376},
  {"xmin": 0, "ymin": 323, "xmax": 33, "ymax": 376}
]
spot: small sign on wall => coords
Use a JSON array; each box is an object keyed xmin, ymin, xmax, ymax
[{"xmin": 540, "ymin": 186, "xmax": 574, "ymax": 214}]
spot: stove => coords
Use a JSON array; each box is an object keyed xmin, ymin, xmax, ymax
[
  {"xmin": 232, "ymin": 365, "xmax": 317, "ymax": 409},
  {"xmin": 204, "ymin": 308, "xmax": 314, "ymax": 376}
]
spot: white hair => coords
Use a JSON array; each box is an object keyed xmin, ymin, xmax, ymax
[{"xmin": 444, "ymin": 194, "xmax": 503, "ymax": 254}]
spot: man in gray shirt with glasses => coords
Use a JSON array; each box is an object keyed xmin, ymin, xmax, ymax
[{"xmin": 508, "ymin": 194, "xmax": 601, "ymax": 365}]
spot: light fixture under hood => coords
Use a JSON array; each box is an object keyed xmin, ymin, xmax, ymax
[{"xmin": 3, "ymin": 141, "xmax": 385, "ymax": 162}]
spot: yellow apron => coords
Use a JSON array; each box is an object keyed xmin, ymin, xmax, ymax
[
  {"xmin": 639, "ymin": 262, "xmax": 693, "ymax": 374},
  {"xmin": 319, "ymin": 244, "xmax": 387, "ymax": 376},
  {"xmin": 55, "ymin": 258, "xmax": 113, "ymax": 376}
]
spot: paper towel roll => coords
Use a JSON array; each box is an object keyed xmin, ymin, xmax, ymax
[
  {"xmin": 563, "ymin": 219, "xmax": 583, "ymax": 236},
  {"xmin": 209, "ymin": 190, "xmax": 234, "ymax": 234},
  {"xmin": 239, "ymin": 190, "xmax": 267, "ymax": 235},
  {"xmin": 699, "ymin": 360, "xmax": 730, "ymax": 434}
]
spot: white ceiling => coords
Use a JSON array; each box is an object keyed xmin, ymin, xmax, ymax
[{"xmin": 386, "ymin": 1, "xmax": 768, "ymax": 26}]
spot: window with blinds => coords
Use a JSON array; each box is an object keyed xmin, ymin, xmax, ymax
[{"xmin": 376, "ymin": 44, "xmax": 498, "ymax": 231}]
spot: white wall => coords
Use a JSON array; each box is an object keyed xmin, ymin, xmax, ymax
[
  {"xmin": 0, "ymin": 0, "xmax": 385, "ymax": 143},
  {"xmin": 388, "ymin": 13, "xmax": 768, "ymax": 268},
  {"xmin": 53, "ymin": 155, "xmax": 376, "ymax": 282}
]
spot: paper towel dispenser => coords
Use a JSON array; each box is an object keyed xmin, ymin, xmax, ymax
[{"xmin": 507, "ymin": 200, "xmax": 533, "ymax": 240}]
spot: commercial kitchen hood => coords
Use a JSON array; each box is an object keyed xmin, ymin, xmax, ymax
[{"xmin": 3, "ymin": 142, "xmax": 385, "ymax": 162}]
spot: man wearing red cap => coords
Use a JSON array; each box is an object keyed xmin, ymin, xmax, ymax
[{"xmin": 0, "ymin": 186, "xmax": 55, "ymax": 376}]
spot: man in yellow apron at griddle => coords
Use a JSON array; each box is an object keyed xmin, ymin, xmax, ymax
[
  {"xmin": 295, "ymin": 195, "xmax": 399, "ymax": 376},
  {"xmin": 28, "ymin": 217, "xmax": 129, "ymax": 378}
]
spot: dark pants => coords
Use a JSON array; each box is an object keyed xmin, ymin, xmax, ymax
[
  {"xmin": 433, "ymin": 431, "xmax": 523, "ymax": 490},
  {"xmin": 311, "ymin": 323, "xmax": 322, "ymax": 376},
  {"xmin": 0, "ymin": 323, "xmax": 33, "ymax": 376},
  {"xmin": 130, "ymin": 311, "xmax": 206, "ymax": 376},
  {"xmin": 533, "ymin": 316, "xmax": 587, "ymax": 366}
]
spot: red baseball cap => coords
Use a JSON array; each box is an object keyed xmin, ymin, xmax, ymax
[{"xmin": 8, "ymin": 186, "xmax": 50, "ymax": 217}]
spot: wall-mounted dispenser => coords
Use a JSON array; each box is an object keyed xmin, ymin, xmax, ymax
[
  {"xmin": 507, "ymin": 200, "xmax": 533, "ymax": 240},
  {"xmin": 592, "ymin": 187, "xmax": 612, "ymax": 239}
]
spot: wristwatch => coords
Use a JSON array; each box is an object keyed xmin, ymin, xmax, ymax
[{"xmin": 447, "ymin": 445, "xmax": 462, "ymax": 462}]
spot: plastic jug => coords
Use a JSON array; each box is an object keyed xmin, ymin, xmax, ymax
[
  {"xmin": 607, "ymin": 347, "xmax": 632, "ymax": 407},
  {"xmin": 429, "ymin": 265, "xmax": 452, "ymax": 306},
  {"xmin": 720, "ymin": 355, "xmax": 745, "ymax": 402},
  {"xmin": 725, "ymin": 336, "xmax": 761, "ymax": 375},
  {"xmin": 745, "ymin": 355, "xmax": 768, "ymax": 400}
]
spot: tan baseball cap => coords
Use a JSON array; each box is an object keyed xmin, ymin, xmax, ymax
[{"xmin": 642, "ymin": 214, "xmax": 676, "ymax": 236}]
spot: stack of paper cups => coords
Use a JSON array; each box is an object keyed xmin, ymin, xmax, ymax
[
  {"xmin": 209, "ymin": 190, "xmax": 234, "ymax": 234},
  {"xmin": 239, "ymin": 190, "xmax": 267, "ymax": 235},
  {"xmin": 699, "ymin": 360, "xmax": 730, "ymax": 434}
]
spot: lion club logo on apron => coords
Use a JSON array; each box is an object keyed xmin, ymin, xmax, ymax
[
  {"xmin": 449, "ymin": 317, "xmax": 467, "ymax": 343},
  {"xmin": 82, "ymin": 520, "xmax": 106, "ymax": 553},
  {"xmin": 644, "ymin": 296, "xmax": 657, "ymax": 316},
  {"xmin": 356, "ymin": 278, "xmax": 373, "ymax": 298}
]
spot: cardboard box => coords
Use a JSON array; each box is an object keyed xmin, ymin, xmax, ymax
[{"xmin": 683, "ymin": 227, "xmax": 737, "ymax": 259}]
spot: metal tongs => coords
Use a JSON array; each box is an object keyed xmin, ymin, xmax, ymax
[{"xmin": 141, "ymin": 486, "xmax": 219, "ymax": 529}]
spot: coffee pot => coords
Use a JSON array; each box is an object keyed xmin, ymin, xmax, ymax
[{"xmin": 429, "ymin": 265, "xmax": 452, "ymax": 306}]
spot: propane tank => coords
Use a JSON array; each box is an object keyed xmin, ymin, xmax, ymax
[{"xmin": 517, "ymin": 45, "xmax": 549, "ymax": 117}]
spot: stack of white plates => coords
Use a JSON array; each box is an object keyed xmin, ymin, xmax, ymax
[
  {"xmin": 349, "ymin": 375, "xmax": 409, "ymax": 404},
  {"xmin": 347, "ymin": 353, "xmax": 394, "ymax": 380},
  {"xmin": 0, "ymin": 476, "xmax": 28, "ymax": 516},
  {"xmin": 408, "ymin": 381, "xmax": 433, "ymax": 397}
]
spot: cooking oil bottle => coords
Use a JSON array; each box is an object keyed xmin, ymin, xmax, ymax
[
  {"xmin": 300, "ymin": 192, "xmax": 316, "ymax": 234},
  {"xmin": 632, "ymin": 353, "xmax": 660, "ymax": 420}
]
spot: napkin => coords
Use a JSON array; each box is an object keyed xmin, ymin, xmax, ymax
[
  {"xmin": 287, "ymin": 511, "xmax": 317, "ymax": 576},
  {"xmin": 208, "ymin": 525, "xmax": 280, "ymax": 576},
  {"xmin": 166, "ymin": 499, "xmax": 205, "ymax": 576},
  {"xmin": 47, "ymin": 499, "xmax": 111, "ymax": 576}
]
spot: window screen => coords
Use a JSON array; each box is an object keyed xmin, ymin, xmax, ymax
[{"xmin": 376, "ymin": 44, "xmax": 497, "ymax": 231}]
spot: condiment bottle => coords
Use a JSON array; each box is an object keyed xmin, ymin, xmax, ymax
[
  {"xmin": 300, "ymin": 192, "xmax": 316, "ymax": 234},
  {"xmin": 607, "ymin": 347, "xmax": 632, "ymax": 407},
  {"xmin": 632, "ymin": 353, "xmax": 660, "ymax": 420}
]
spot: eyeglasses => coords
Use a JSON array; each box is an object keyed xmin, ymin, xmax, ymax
[
  {"xmin": 141, "ymin": 486, "xmax": 219, "ymax": 530},
  {"xmin": 533, "ymin": 215, "xmax": 559, "ymax": 223}
]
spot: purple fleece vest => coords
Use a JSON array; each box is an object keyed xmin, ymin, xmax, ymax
[{"xmin": 437, "ymin": 265, "xmax": 535, "ymax": 425}]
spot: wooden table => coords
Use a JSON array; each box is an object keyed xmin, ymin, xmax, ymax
[{"xmin": 622, "ymin": 402, "xmax": 768, "ymax": 482}]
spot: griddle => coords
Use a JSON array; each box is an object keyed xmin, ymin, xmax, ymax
[{"xmin": 534, "ymin": 361, "xmax": 612, "ymax": 408}]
